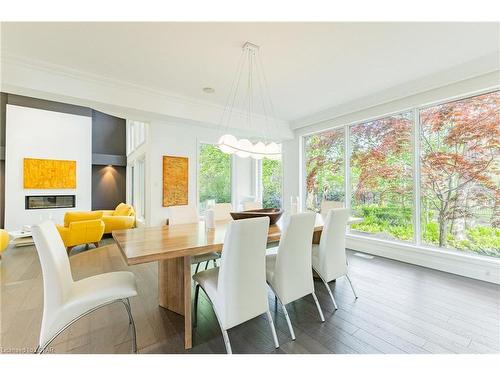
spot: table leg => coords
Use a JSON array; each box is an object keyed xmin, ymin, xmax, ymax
[
  {"xmin": 312, "ymin": 231, "xmax": 322, "ymax": 280},
  {"xmin": 158, "ymin": 256, "xmax": 192, "ymax": 349},
  {"xmin": 312, "ymin": 230, "xmax": 321, "ymax": 245}
]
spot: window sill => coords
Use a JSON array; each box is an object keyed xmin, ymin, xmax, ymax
[{"xmin": 346, "ymin": 233, "xmax": 500, "ymax": 284}]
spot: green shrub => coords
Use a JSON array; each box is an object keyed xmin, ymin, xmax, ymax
[{"xmin": 352, "ymin": 205, "xmax": 413, "ymax": 241}]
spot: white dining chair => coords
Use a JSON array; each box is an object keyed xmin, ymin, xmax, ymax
[
  {"xmin": 193, "ymin": 217, "xmax": 279, "ymax": 354},
  {"xmin": 31, "ymin": 221, "xmax": 138, "ymax": 354},
  {"xmin": 168, "ymin": 205, "xmax": 220, "ymax": 273},
  {"xmin": 213, "ymin": 203, "xmax": 233, "ymax": 221},
  {"xmin": 168, "ymin": 205, "xmax": 200, "ymax": 225},
  {"xmin": 320, "ymin": 200, "xmax": 344, "ymax": 218},
  {"xmin": 243, "ymin": 201, "xmax": 262, "ymax": 211},
  {"xmin": 312, "ymin": 208, "xmax": 358, "ymax": 310},
  {"xmin": 266, "ymin": 212, "xmax": 325, "ymax": 340}
]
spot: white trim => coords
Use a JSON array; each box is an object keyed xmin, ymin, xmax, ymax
[
  {"xmin": 347, "ymin": 234, "xmax": 500, "ymax": 284},
  {"xmin": 1, "ymin": 52, "xmax": 292, "ymax": 139},
  {"xmin": 415, "ymin": 85, "xmax": 500, "ymax": 111},
  {"xmin": 344, "ymin": 125, "xmax": 350, "ymax": 210},
  {"xmin": 413, "ymin": 108, "xmax": 422, "ymax": 246},
  {"xmin": 291, "ymin": 54, "xmax": 500, "ymax": 129},
  {"xmin": 299, "ymin": 135, "xmax": 306, "ymax": 211}
]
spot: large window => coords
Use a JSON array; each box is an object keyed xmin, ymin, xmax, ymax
[
  {"xmin": 420, "ymin": 91, "xmax": 500, "ymax": 257},
  {"xmin": 350, "ymin": 112, "xmax": 414, "ymax": 242},
  {"xmin": 131, "ymin": 157, "xmax": 146, "ymax": 221},
  {"xmin": 304, "ymin": 128, "xmax": 345, "ymax": 212},
  {"xmin": 127, "ymin": 120, "xmax": 147, "ymax": 155},
  {"xmin": 198, "ymin": 143, "xmax": 232, "ymax": 212},
  {"xmin": 261, "ymin": 159, "xmax": 282, "ymax": 209},
  {"xmin": 302, "ymin": 89, "xmax": 500, "ymax": 259}
]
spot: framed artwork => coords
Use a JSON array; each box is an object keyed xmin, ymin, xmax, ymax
[
  {"xmin": 23, "ymin": 158, "xmax": 77, "ymax": 189},
  {"xmin": 163, "ymin": 155, "xmax": 188, "ymax": 207}
]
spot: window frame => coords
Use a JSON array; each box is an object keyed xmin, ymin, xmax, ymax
[
  {"xmin": 127, "ymin": 120, "xmax": 148, "ymax": 156},
  {"xmin": 197, "ymin": 141, "xmax": 234, "ymax": 214},
  {"xmin": 256, "ymin": 158, "xmax": 284, "ymax": 209},
  {"xmin": 300, "ymin": 86, "xmax": 500, "ymax": 259}
]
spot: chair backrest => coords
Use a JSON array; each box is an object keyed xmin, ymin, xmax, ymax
[
  {"xmin": 0, "ymin": 229, "xmax": 10, "ymax": 253},
  {"xmin": 320, "ymin": 200, "xmax": 344, "ymax": 218},
  {"xmin": 216, "ymin": 217, "xmax": 270, "ymax": 330},
  {"xmin": 272, "ymin": 212, "xmax": 316, "ymax": 304},
  {"xmin": 317, "ymin": 208, "xmax": 350, "ymax": 281},
  {"xmin": 213, "ymin": 203, "xmax": 233, "ymax": 221},
  {"xmin": 114, "ymin": 203, "xmax": 135, "ymax": 217},
  {"xmin": 31, "ymin": 221, "xmax": 74, "ymax": 345},
  {"xmin": 168, "ymin": 205, "xmax": 199, "ymax": 225},
  {"xmin": 243, "ymin": 201, "xmax": 262, "ymax": 211},
  {"xmin": 64, "ymin": 211, "xmax": 103, "ymax": 227}
]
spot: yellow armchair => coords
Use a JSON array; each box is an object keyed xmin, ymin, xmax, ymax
[
  {"xmin": 95, "ymin": 203, "xmax": 136, "ymax": 234},
  {"xmin": 56, "ymin": 211, "xmax": 105, "ymax": 252},
  {"xmin": 1, "ymin": 229, "xmax": 9, "ymax": 258}
]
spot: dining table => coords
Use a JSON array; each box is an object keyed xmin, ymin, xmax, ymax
[{"xmin": 112, "ymin": 213, "xmax": 363, "ymax": 350}]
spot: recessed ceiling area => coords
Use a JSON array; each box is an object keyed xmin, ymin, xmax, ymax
[{"xmin": 1, "ymin": 22, "xmax": 499, "ymax": 124}]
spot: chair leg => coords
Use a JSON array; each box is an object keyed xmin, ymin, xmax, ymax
[
  {"xmin": 311, "ymin": 292, "xmax": 325, "ymax": 322},
  {"xmin": 35, "ymin": 299, "xmax": 136, "ymax": 354},
  {"xmin": 280, "ymin": 302, "xmax": 296, "ymax": 340},
  {"xmin": 122, "ymin": 298, "xmax": 137, "ymax": 353},
  {"xmin": 197, "ymin": 285, "xmax": 232, "ymax": 354},
  {"xmin": 194, "ymin": 262, "xmax": 200, "ymax": 274},
  {"xmin": 213, "ymin": 259, "xmax": 217, "ymax": 267},
  {"xmin": 265, "ymin": 310, "xmax": 280, "ymax": 349},
  {"xmin": 204, "ymin": 261, "xmax": 209, "ymax": 270},
  {"xmin": 346, "ymin": 274, "xmax": 358, "ymax": 299},
  {"xmin": 221, "ymin": 329, "xmax": 232, "ymax": 354},
  {"xmin": 322, "ymin": 279, "xmax": 338, "ymax": 310},
  {"xmin": 194, "ymin": 284, "xmax": 200, "ymax": 327}
]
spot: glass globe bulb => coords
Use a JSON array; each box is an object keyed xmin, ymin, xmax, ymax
[
  {"xmin": 265, "ymin": 142, "xmax": 281, "ymax": 160},
  {"xmin": 251, "ymin": 141, "xmax": 266, "ymax": 160},
  {"xmin": 218, "ymin": 134, "xmax": 238, "ymax": 154},
  {"xmin": 236, "ymin": 138, "xmax": 253, "ymax": 158}
]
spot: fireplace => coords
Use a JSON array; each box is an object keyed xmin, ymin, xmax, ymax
[{"xmin": 25, "ymin": 195, "xmax": 76, "ymax": 210}]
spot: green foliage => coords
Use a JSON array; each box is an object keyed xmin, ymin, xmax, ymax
[
  {"xmin": 422, "ymin": 222, "xmax": 439, "ymax": 244},
  {"xmin": 351, "ymin": 205, "xmax": 414, "ymax": 241},
  {"xmin": 198, "ymin": 144, "xmax": 231, "ymax": 206},
  {"xmin": 448, "ymin": 227, "xmax": 500, "ymax": 257},
  {"xmin": 262, "ymin": 159, "xmax": 282, "ymax": 208}
]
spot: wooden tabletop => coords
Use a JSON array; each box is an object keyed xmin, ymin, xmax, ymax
[{"xmin": 113, "ymin": 214, "xmax": 362, "ymax": 266}]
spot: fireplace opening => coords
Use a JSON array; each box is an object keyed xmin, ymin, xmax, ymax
[{"xmin": 25, "ymin": 195, "xmax": 76, "ymax": 210}]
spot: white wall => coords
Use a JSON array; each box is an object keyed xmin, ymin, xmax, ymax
[
  {"xmin": 146, "ymin": 120, "xmax": 257, "ymax": 226},
  {"xmin": 4, "ymin": 105, "xmax": 92, "ymax": 230}
]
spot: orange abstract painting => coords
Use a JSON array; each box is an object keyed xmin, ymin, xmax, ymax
[
  {"xmin": 163, "ymin": 156, "xmax": 188, "ymax": 207},
  {"xmin": 23, "ymin": 158, "xmax": 77, "ymax": 189}
]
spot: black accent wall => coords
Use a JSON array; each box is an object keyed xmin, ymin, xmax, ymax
[
  {"xmin": 91, "ymin": 110, "xmax": 127, "ymax": 210},
  {"xmin": 91, "ymin": 165, "xmax": 126, "ymax": 210}
]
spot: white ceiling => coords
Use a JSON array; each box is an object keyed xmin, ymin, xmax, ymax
[{"xmin": 1, "ymin": 22, "xmax": 499, "ymax": 125}]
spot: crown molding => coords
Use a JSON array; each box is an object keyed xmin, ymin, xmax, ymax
[
  {"xmin": 0, "ymin": 51, "xmax": 293, "ymax": 139},
  {"xmin": 291, "ymin": 52, "xmax": 500, "ymax": 130}
]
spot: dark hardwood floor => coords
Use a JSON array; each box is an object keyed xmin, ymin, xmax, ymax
[{"xmin": 1, "ymin": 239, "xmax": 499, "ymax": 354}]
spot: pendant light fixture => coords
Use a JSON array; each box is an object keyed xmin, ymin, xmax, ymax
[{"xmin": 217, "ymin": 42, "xmax": 281, "ymax": 160}]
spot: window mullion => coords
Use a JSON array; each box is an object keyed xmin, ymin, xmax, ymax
[
  {"xmin": 344, "ymin": 124, "xmax": 351, "ymax": 211},
  {"xmin": 413, "ymin": 108, "xmax": 422, "ymax": 246}
]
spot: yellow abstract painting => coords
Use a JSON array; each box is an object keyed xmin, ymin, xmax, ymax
[
  {"xmin": 163, "ymin": 156, "xmax": 188, "ymax": 207},
  {"xmin": 23, "ymin": 158, "xmax": 77, "ymax": 189}
]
